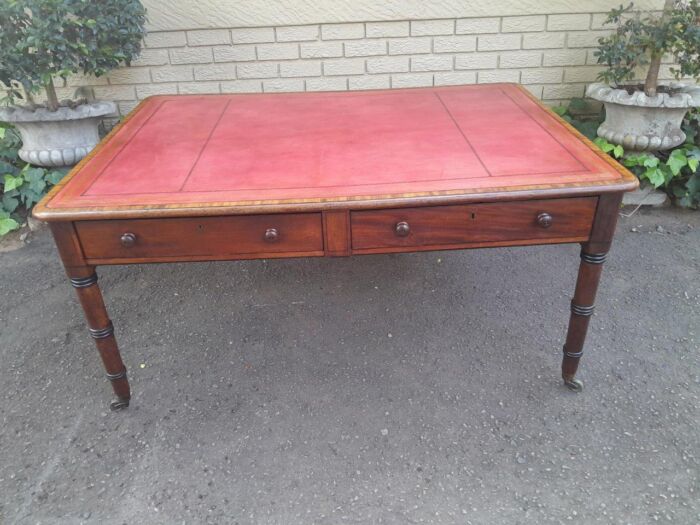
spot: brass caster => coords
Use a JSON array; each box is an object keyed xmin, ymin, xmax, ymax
[
  {"xmin": 110, "ymin": 397, "xmax": 130, "ymax": 411},
  {"xmin": 564, "ymin": 378, "xmax": 584, "ymax": 392}
]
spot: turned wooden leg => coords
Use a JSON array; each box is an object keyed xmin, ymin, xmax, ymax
[
  {"xmin": 561, "ymin": 248, "xmax": 607, "ymax": 391},
  {"xmin": 561, "ymin": 193, "xmax": 622, "ymax": 392},
  {"xmin": 68, "ymin": 266, "xmax": 130, "ymax": 410},
  {"xmin": 50, "ymin": 222, "xmax": 131, "ymax": 410}
]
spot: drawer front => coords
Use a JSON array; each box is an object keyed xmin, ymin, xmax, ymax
[
  {"xmin": 351, "ymin": 198, "xmax": 597, "ymax": 250},
  {"xmin": 76, "ymin": 213, "xmax": 323, "ymax": 260}
]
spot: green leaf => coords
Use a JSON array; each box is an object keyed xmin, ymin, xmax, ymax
[
  {"xmin": 642, "ymin": 156, "xmax": 660, "ymax": 169},
  {"xmin": 0, "ymin": 128, "xmax": 5, "ymax": 140},
  {"xmin": 24, "ymin": 167, "xmax": 47, "ymax": 193},
  {"xmin": 0, "ymin": 217, "xmax": 19, "ymax": 236},
  {"xmin": 622, "ymin": 154, "xmax": 643, "ymax": 167},
  {"xmin": 686, "ymin": 173, "xmax": 700, "ymax": 194},
  {"xmin": 573, "ymin": 121, "xmax": 601, "ymax": 140},
  {"xmin": 593, "ymin": 137, "xmax": 615, "ymax": 153},
  {"xmin": 45, "ymin": 170, "xmax": 66, "ymax": 186},
  {"xmin": 20, "ymin": 188, "xmax": 42, "ymax": 209},
  {"xmin": 552, "ymin": 105, "xmax": 568, "ymax": 117},
  {"xmin": 3, "ymin": 174, "xmax": 23, "ymax": 192},
  {"xmin": 2, "ymin": 193, "xmax": 20, "ymax": 213},
  {"xmin": 613, "ymin": 145, "xmax": 625, "ymax": 158},
  {"xmin": 667, "ymin": 149, "xmax": 688, "ymax": 176},
  {"xmin": 688, "ymin": 158, "xmax": 699, "ymax": 173},
  {"xmin": 644, "ymin": 167, "xmax": 666, "ymax": 187}
]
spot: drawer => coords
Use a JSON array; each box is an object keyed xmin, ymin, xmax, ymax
[
  {"xmin": 351, "ymin": 198, "xmax": 597, "ymax": 250},
  {"xmin": 75, "ymin": 213, "xmax": 323, "ymax": 261}
]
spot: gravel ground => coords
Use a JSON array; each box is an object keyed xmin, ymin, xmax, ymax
[{"xmin": 0, "ymin": 206, "xmax": 698, "ymax": 525}]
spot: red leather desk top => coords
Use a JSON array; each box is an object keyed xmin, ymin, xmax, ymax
[{"xmin": 36, "ymin": 84, "xmax": 636, "ymax": 219}]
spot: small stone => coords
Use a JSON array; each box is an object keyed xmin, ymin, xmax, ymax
[
  {"xmin": 631, "ymin": 227, "xmax": 638, "ymax": 232},
  {"xmin": 380, "ymin": 428, "xmax": 389, "ymax": 436},
  {"xmin": 20, "ymin": 232, "xmax": 29, "ymax": 242},
  {"xmin": 656, "ymin": 225, "xmax": 664, "ymax": 233}
]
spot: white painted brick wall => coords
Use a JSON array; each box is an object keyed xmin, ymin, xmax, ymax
[
  {"xmin": 456, "ymin": 18, "xmax": 500, "ymax": 34},
  {"xmin": 410, "ymin": 19, "xmax": 455, "ymax": 36},
  {"xmin": 477, "ymin": 34, "xmax": 522, "ymax": 51},
  {"xmin": 230, "ymin": 27, "xmax": 275, "ymax": 44},
  {"xmin": 321, "ymin": 23, "xmax": 365, "ymax": 40},
  {"xmin": 433, "ymin": 36, "xmax": 476, "ymax": 53},
  {"xmin": 87, "ymin": 11, "xmax": 668, "ymax": 117},
  {"xmin": 366, "ymin": 21, "xmax": 409, "ymax": 38},
  {"xmin": 344, "ymin": 40, "xmax": 388, "ymax": 57},
  {"xmin": 366, "ymin": 56, "xmax": 409, "ymax": 74},
  {"xmin": 169, "ymin": 47, "xmax": 213, "ymax": 65},
  {"xmin": 455, "ymin": 53, "xmax": 498, "ymax": 70},
  {"xmin": 300, "ymin": 42, "xmax": 343, "ymax": 58},
  {"xmin": 186, "ymin": 29, "xmax": 230, "ymax": 47},
  {"xmin": 323, "ymin": 58, "xmax": 366, "ymax": 76},
  {"xmin": 275, "ymin": 25, "xmax": 319, "ymax": 42},
  {"xmin": 501, "ymin": 16, "xmax": 546, "ymax": 33},
  {"xmin": 213, "ymin": 45, "xmax": 256, "ymax": 63},
  {"xmin": 388, "ymin": 38, "xmax": 432, "ymax": 56}
]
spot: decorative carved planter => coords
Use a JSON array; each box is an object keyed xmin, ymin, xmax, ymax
[
  {"xmin": 0, "ymin": 101, "xmax": 115, "ymax": 167},
  {"xmin": 586, "ymin": 82, "xmax": 700, "ymax": 152}
]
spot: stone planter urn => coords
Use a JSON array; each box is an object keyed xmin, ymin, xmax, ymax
[
  {"xmin": 0, "ymin": 101, "xmax": 115, "ymax": 167},
  {"xmin": 586, "ymin": 82, "xmax": 700, "ymax": 152}
]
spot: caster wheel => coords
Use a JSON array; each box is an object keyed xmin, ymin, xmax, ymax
[
  {"xmin": 110, "ymin": 398, "xmax": 130, "ymax": 411},
  {"xmin": 564, "ymin": 378, "xmax": 584, "ymax": 392}
]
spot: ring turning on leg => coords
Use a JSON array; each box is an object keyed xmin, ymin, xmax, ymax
[
  {"xmin": 561, "ymin": 247, "xmax": 608, "ymax": 392},
  {"xmin": 68, "ymin": 267, "xmax": 131, "ymax": 410}
]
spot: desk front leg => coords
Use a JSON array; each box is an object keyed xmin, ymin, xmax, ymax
[
  {"xmin": 561, "ymin": 193, "xmax": 622, "ymax": 391},
  {"xmin": 50, "ymin": 223, "xmax": 130, "ymax": 410}
]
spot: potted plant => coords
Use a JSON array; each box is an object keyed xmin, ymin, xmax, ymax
[
  {"xmin": 587, "ymin": 0, "xmax": 700, "ymax": 151},
  {"xmin": 0, "ymin": 0, "xmax": 146, "ymax": 167}
]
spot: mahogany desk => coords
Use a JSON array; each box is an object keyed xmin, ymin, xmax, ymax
[{"xmin": 34, "ymin": 84, "xmax": 638, "ymax": 410}]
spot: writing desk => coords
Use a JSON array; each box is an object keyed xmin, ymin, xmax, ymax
[{"xmin": 34, "ymin": 84, "xmax": 638, "ymax": 409}]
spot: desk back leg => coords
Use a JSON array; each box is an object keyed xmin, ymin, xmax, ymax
[
  {"xmin": 562, "ymin": 193, "xmax": 622, "ymax": 391},
  {"xmin": 50, "ymin": 222, "xmax": 131, "ymax": 410}
]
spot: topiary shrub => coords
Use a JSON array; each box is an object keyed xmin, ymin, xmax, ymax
[
  {"xmin": 594, "ymin": 0, "xmax": 700, "ymax": 96},
  {"xmin": 0, "ymin": 0, "xmax": 147, "ymax": 111}
]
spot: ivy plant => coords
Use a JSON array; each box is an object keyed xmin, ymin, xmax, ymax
[
  {"xmin": 555, "ymin": 101, "xmax": 700, "ymax": 208},
  {"xmin": 593, "ymin": 133, "xmax": 700, "ymax": 209},
  {"xmin": 0, "ymin": 124, "xmax": 66, "ymax": 236},
  {"xmin": 619, "ymin": 145, "xmax": 700, "ymax": 208},
  {"xmin": 594, "ymin": 0, "xmax": 700, "ymax": 96},
  {"xmin": 0, "ymin": 0, "xmax": 147, "ymax": 111}
]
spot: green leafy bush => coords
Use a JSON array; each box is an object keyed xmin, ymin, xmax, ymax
[
  {"xmin": 554, "ymin": 101, "xmax": 700, "ymax": 208},
  {"xmin": 594, "ymin": 0, "xmax": 700, "ymax": 96},
  {"xmin": 0, "ymin": 123, "xmax": 66, "ymax": 235},
  {"xmin": 0, "ymin": 0, "xmax": 146, "ymax": 111},
  {"xmin": 614, "ymin": 142, "xmax": 700, "ymax": 208}
]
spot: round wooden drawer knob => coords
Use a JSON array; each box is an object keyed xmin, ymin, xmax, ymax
[
  {"xmin": 395, "ymin": 221, "xmax": 411, "ymax": 237},
  {"xmin": 264, "ymin": 228, "xmax": 279, "ymax": 242},
  {"xmin": 537, "ymin": 212, "xmax": 553, "ymax": 228},
  {"xmin": 120, "ymin": 232, "xmax": 136, "ymax": 247}
]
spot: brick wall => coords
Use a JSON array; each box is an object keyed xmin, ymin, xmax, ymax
[{"xmin": 56, "ymin": 12, "xmax": 678, "ymax": 122}]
